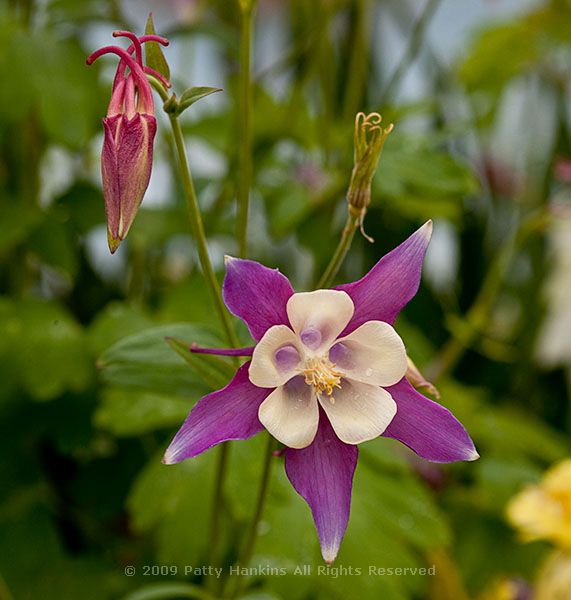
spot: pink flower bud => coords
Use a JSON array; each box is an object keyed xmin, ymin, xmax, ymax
[{"xmin": 87, "ymin": 31, "xmax": 169, "ymax": 253}]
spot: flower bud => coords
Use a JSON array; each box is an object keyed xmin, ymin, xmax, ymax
[
  {"xmin": 347, "ymin": 112, "xmax": 393, "ymax": 241},
  {"xmin": 87, "ymin": 30, "xmax": 169, "ymax": 253}
]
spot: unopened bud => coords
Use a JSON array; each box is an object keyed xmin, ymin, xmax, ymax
[{"xmin": 347, "ymin": 112, "xmax": 393, "ymax": 242}]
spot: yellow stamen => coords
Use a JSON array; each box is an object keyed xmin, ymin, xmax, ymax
[{"xmin": 303, "ymin": 356, "xmax": 343, "ymax": 397}]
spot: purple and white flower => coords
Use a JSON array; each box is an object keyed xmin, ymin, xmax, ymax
[{"xmin": 163, "ymin": 221, "xmax": 478, "ymax": 563}]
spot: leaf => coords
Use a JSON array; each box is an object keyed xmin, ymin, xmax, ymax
[
  {"xmin": 0, "ymin": 298, "xmax": 93, "ymax": 401},
  {"xmin": 94, "ymin": 388, "xmax": 193, "ymax": 437},
  {"xmin": 0, "ymin": 201, "xmax": 43, "ymax": 256},
  {"xmin": 178, "ymin": 87, "xmax": 222, "ymax": 114},
  {"xmin": 98, "ymin": 323, "xmax": 222, "ymax": 395},
  {"xmin": 127, "ymin": 451, "xmax": 214, "ymax": 566},
  {"xmin": 144, "ymin": 13, "xmax": 170, "ymax": 82},
  {"xmin": 120, "ymin": 583, "xmax": 213, "ymax": 600},
  {"xmin": 87, "ymin": 302, "xmax": 154, "ymax": 357}
]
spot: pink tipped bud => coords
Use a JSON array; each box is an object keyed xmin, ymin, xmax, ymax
[{"xmin": 87, "ymin": 29, "xmax": 170, "ymax": 253}]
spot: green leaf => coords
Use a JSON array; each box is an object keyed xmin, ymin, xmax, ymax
[
  {"xmin": 94, "ymin": 387, "xmax": 193, "ymax": 437},
  {"xmin": 144, "ymin": 13, "xmax": 170, "ymax": 82},
  {"xmin": 178, "ymin": 87, "xmax": 222, "ymax": 114},
  {"xmin": 128, "ymin": 451, "xmax": 214, "ymax": 566},
  {"xmin": 120, "ymin": 582, "xmax": 213, "ymax": 600},
  {"xmin": 0, "ymin": 201, "xmax": 42, "ymax": 256},
  {"xmin": 98, "ymin": 323, "xmax": 222, "ymax": 395},
  {"xmin": 0, "ymin": 298, "xmax": 93, "ymax": 401},
  {"xmin": 87, "ymin": 302, "xmax": 154, "ymax": 357}
]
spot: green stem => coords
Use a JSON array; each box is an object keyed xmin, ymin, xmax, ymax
[
  {"xmin": 237, "ymin": 0, "xmax": 256, "ymax": 257},
  {"xmin": 226, "ymin": 434, "xmax": 276, "ymax": 599},
  {"xmin": 159, "ymin": 83, "xmax": 240, "ymax": 590},
  {"xmin": 427, "ymin": 211, "xmax": 551, "ymax": 381},
  {"xmin": 380, "ymin": 0, "xmax": 442, "ymax": 105},
  {"xmin": 0, "ymin": 573, "xmax": 14, "ymax": 600},
  {"xmin": 167, "ymin": 112, "xmax": 240, "ymax": 349},
  {"xmin": 343, "ymin": 0, "xmax": 369, "ymax": 120},
  {"xmin": 206, "ymin": 442, "xmax": 229, "ymax": 593},
  {"xmin": 317, "ymin": 214, "xmax": 360, "ymax": 288}
]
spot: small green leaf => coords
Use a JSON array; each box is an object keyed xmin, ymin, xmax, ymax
[
  {"xmin": 144, "ymin": 13, "xmax": 170, "ymax": 82},
  {"xmin": 178, "ymin": 87, "xmax": 222, "ymax": 114}
]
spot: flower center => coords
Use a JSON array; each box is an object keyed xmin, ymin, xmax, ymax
[{"xmin": 303, "ymin": 356, "xmax": 343, "ymax": 400}]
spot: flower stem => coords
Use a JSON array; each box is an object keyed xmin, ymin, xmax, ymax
[
  {"xmin": 427, "ymin": 210, "xmax": 551, "ymax": 381},
  {"xmin": 379, "ymin": 0, "xmax": 442, "ymax": 105},
  {"xmin": 162, "ymin": 92, "xmax": 240, "ymax": 590},
  {"xmin": 167, "ymin": 113, "xmax": 240, "ymax": 349},
  {"xmin": 317, "ymin": 214, "xmax": 360, "ymax": 288},
  {"xmin": 343, "ymin": 0, "xmax": 369, "ymax": 120},
  {"xmin": 236, "ymin": 0, "xmax": 256, "ymax": 257},
  {"xmin": 207, "ymin": 441, "xmax": 229, "ymax": 590},
  {"xmin": 226, "ymin": 434, "xmax": 276, "ymax": 599}
]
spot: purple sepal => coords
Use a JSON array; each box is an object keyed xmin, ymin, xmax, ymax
[
  {"xmin": 336, "ymin": 221, "xmax": 432, "ymax": 333},
  {"xmin": 162, "ymin": 362, "xmax": 269, "ymax": 464},
  {"xmin": 222, "ymin": 257, "xmax": 295, "ymax": 341},
  {"xmin": 285, "ymin": 412, "xmax": 358, "ymax": 563},
  {"xmin": 383, "ymin": 378, "xmax": 479, "ymax": 463}
]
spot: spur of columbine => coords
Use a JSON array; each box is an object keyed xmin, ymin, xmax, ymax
[
  {"xmin": 163, "ymin": 221, "xmax": 478, "ymax": 562},
  {"xmin": 86, "ymin": 29, "xmax": 170, "ymax": 253}
]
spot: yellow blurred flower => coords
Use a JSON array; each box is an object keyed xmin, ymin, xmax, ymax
[
  {"xmin": 507, "ymin": 459, "xmax": 571, "ymax": 550},
  {"xmin": 535, "ymin": 550, "xmax": 571, "ymax": 600},
  {"xmin": 478, "ymin": 578, "xmax": 529, "ymax": 600}
]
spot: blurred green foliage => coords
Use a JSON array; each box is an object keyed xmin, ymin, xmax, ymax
[{"xmin": 1, "ymin": 0, "xmax": 570, "ymax": 599}]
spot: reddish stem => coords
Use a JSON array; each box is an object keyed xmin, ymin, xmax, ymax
[
  {"xmin": 190, "ymin": 343, "xmax": 255, "ymax": 357},
  {"xmin": 86, "ymin": 45, "xmax": 153, "ymax": 112}
]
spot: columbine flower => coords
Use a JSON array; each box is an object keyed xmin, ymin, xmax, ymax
[
  {"xmin": 163, "ymin": 222, "xmax": 478, "ymax": 562},
  {"xmin": 86, "ymin": 30, "xmax": 170, "ymax": 253}
]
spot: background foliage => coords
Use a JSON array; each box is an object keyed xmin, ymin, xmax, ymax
[{"xmin": 1, "ymin": 0, "xmax": 570, "ymax": 598}]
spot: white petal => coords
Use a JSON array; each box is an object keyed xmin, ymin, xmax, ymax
[
  {"xmin": 318, "ymin": 379, "xmax": 397, "ymax": 445},
  {"xmin": 329, "ymin": 321, "xmax": 407, "ymax": 387},
  {"xmin": 249, "ymin": 325, "xmax": 302, "ymax": 388},
  {"xmin": 286, "ymin": 290, "xmax": 354, "ymax": 354},
  {"xmin": 258, "ymin": 377, "xmax": 319, "ymax": 449}
]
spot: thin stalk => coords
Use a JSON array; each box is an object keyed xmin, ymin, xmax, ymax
[
  {"xmin": 237, "ymin": 0, "xmax": 256, "ymax": 257},
  {"xmin": 379, "ymin": 0, "xmax": 442, "ymax": 105},
  {"xmin": 207, "ymin": 441, "xmax": 229, "ymax": 593},
  {"xmin": 343, "ymin": 0, "xmax": 369, "ymax": 120},
  {"xmin": 317, "ymin": 214, "xmax": 360, "ymax": 288},
  {"xmin": 226, "ymin": 434, "xmax": 276, "ymax": 599},
  {"xmin": 167, "ymin": 113, "xmax": 240, "ymax": 348},
  {"xmin": 427, "ymin": 211, "xmax": 551, "ymax": 381},
  {"xmin": 0, "ymin": 573, "xmax": 14, "ymax": 600},
  {"xmin": 157, "ymin": 80, "xmax": 241, "ymax": 589}
]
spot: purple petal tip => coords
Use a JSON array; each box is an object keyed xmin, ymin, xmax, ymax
[{"xmin": 422, "ymin": 219, "xmax": 433, "ymax": 239}]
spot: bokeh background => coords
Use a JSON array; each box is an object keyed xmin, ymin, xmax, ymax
[{"xmin": 1, "ymin": 0, "xmax": 571, "ymax": 598}]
